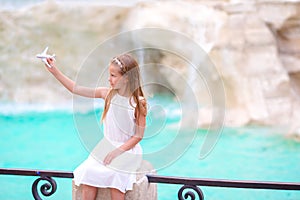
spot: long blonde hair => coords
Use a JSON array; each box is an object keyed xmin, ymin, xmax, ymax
[{"xmin": 101, "ymin": 54, "xmax": 147, "ymax": 121}]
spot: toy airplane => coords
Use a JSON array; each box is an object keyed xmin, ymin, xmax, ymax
[{"xmin": 36, "ymin": 46, "xmax": 56, "ymax": 68}]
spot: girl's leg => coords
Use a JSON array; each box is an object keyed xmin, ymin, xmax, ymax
[
  {"xmin": 82, "ymin": 184, "xmax": 98, "ymax": 200},
  {"xmin": 110, "ymin": 188, "xmax": 125, "ymax": 200}
]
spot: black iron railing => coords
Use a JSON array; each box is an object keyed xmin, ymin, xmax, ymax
[
  {"xmin": 147, "ymin": 174, "xmax": 300, "ymax": 200},
  {"xmin": 0, "ymin": 168, "xmax": 73, "ymax": 200},
  {"xmin": 1, "ymin": 168, "xmax": 300, "ymax": 200}
]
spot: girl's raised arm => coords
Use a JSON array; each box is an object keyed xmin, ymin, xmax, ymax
[{"xmin": 45, "ymin": 58, "xmax": 109, "ymax": 99}]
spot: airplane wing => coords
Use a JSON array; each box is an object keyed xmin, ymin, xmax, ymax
[{"xmin": 42, "ymin": 46, "xmax": 49, "ymax": 55}]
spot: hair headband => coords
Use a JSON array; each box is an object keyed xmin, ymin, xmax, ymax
[{"xmin": 112, "ymin": 57, "xmax": 123, "ymax": 69}]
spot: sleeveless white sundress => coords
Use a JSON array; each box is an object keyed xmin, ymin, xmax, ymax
[{"xmin": 73, "ymin": 93, "xmax": 143, "ymax": 193}]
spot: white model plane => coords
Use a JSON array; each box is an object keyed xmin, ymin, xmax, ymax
[{"xmin": 36, "ymin": 46, "xmax": 55, "ymax": 68}]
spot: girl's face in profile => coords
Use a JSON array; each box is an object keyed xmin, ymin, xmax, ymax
[{"xmin": 108, "ymin": 64, "xmax": 127, "ymax": 89}]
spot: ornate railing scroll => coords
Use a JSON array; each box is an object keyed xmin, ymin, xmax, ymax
[
  {"xmin": 147, "ymin": 174, "xmax": 300, "ymax": 200},
  {"xmin": 178, "ymin": 184, "xmax": 204, "ymax": 200},
  {"xmin": 0, "ymin": 168, "xmax": 73, "ymax": 200}
]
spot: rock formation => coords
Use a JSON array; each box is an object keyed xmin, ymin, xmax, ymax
[{"xmin": 0, "ymin": 0, "xmax": 299, "ymax": 137}]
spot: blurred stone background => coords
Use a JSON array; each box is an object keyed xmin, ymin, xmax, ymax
[{"xmin": 0, "ymin": 0, "xmax": 299, "ymax": 136}]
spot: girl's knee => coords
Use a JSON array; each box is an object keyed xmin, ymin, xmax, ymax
[
  {"xmin": 82, "ymin": 184, "xmax": 96, "ymax": 190},
  {"xmin": 82, "ymin": 185, "xmax": 98, "ymax": 200},
  {"xmin": 110, "ymin": 188, "xmax": 125, "ymax": 200}
]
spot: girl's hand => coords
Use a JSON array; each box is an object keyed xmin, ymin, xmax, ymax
[
  {"xmin": 103, "ymin": 148, "xmax": 124, "ymax": 166},
  {"xmin": 45, "ymin": 58, "xmax": 59, "ymax": 75}
]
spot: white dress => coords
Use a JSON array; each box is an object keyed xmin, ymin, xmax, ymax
[{"xmin": 73, "ymin": 93, "xmax": 143, "ymax": 193}]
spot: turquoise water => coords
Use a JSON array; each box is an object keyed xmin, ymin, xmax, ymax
[{"xmin": 0, "ymin": 96, "xmax": 300, "ymax": 200}]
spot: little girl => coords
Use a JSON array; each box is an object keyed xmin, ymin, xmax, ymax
[{"xmin": 45, "ymin": 54, "xmax": 147, "ymax": 200}]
